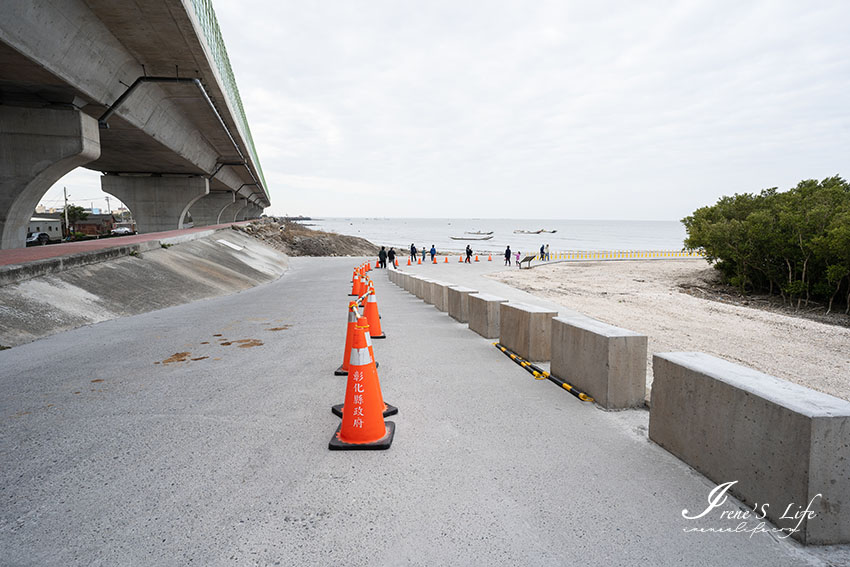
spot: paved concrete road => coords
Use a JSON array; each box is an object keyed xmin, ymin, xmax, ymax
[{"xmin": 0, "ymin": 257, "xmax": 838, "ymax": 566}]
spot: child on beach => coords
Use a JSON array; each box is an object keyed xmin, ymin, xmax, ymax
[{"xmin": 515, "ymin": 251, "xmax": 521, "ymax": 267}]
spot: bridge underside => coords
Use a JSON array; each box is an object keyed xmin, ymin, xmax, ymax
[{"xmin": 0, "ymin": 0, "xmax": 269, "ymax": 249}]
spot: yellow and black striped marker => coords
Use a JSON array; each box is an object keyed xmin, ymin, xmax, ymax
[{"xmin": 494, "ymin": 343, "xmax": 594, "ymax": 403}]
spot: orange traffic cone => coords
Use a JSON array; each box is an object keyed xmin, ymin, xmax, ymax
[
  {"xmin": 364, "ymin": 288, "xmax": 386, "ymax": 339},
  {"xmin": 374, "ymin": 259, "xmax": 379, "ymax": 269},
  {"xmin": 407, "ymin": 257, "xmax": 411, "ymax": 266},
  {"xmin": 333, "ymin": 316, "xmax": 395, "ymax": 417},
  {"xmin": 335, "ymin": 302, "xmax": 359, "ymax": 375},
  {"xmin": 349, "ymin": 273, "xmax": 360, "ymax": 296},
  {"xmin": 475, "ymin": 255, "xmax": 479, "ymax": 262},
  {"xmin": 336, "ymin": 306, "xmax": 380, "ymax": 376},
  {"xmin": 458, "ymin": 255, "xmax": 463, "ymax": 263},
  {"xmin": 358, "ymin": 277, "xmax": 370, "ymax": 299},
  {"xmin": 417, "ymin": 257, "xmax": 422, "ymax": 265},
  {"xmin": 394, "ymin": 259, "xmax": 398, "ymax": 268},
  {"xmin": 329, "ymin": 321, "xmax": 396, "ymax": 450},
  {"xmin": 444, "ymin": 256, "xmax": 448, "ymax": 263},
  {"xmin": 488, "ymin": 254, "xmax": 492, "ymax": 261}
]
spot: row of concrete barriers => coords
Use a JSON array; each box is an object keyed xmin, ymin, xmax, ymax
[{"xmin": 386, "ymin": 267, "xmax": 850, "ymax": 545}]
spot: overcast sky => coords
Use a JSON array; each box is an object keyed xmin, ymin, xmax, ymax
[{"xmin": 46, "ymin": 0, "xmax": 850, "ymax": 220}]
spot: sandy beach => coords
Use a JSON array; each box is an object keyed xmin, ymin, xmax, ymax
[{"xmin": 488, "ymin": 259, "xmax": 850, "ymax": 402}]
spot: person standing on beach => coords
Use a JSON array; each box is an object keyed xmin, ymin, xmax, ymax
[
  {"xmin": 540, "ymin": 244, "xmax": 545, "ymax": 261},
  {"xmin": 378, "ymin": 246, "xmax": 387, "ymax": 268},
  {"xmin": 421, "ymin": 246, "xmax": 427, "ymax": 262},
  {"xmin": 388, "ymin": 247, "xmax": 396, "ymax": 268},
  {"xmin": 545, "ymin": 244, "xmax": 550, "ymax": 261},
  {"xmin": 410, "ymin": 243, "xmax": 417, "ymax": 263},
  {"xmin": 429, "ymin": 245, "xmax": 436, "ymax": 263},
  {"xmin": 504, "ymin": 246, "xmax": 511, "ymax": 266},
  {"xmin": 465, "ymin": 245, "xmax": 472, "ymax": 263}
]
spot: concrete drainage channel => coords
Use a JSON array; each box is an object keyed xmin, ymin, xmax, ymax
[{"xmin": 0, "ymin": 228, "xmax": 288, "ymax": 347}]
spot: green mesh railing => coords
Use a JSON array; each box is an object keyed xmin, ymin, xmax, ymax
[{"xmin": 187, "ymin": 0, "xmax": 267, "ymax": 193}]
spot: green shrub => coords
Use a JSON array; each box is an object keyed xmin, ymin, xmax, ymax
[{"xmin": 683, "ymin": 176, "xmax": 850, "ymax": 313}]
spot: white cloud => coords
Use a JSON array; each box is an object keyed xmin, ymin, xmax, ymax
[{"xmin": 43, "ymin": 0, "xmax": 850, "ymax": 220}]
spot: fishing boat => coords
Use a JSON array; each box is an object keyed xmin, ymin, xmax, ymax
[
  {"xmin": 513, "ymin": 229, "xmax": 543, "ymax": 234},
  {"xmin": 464, "ymin": 231, "xmax": 493, "ymax": 235},
  {"xmin": 450, "ymin": 235, "xmax": 494, "ymax": 240}
]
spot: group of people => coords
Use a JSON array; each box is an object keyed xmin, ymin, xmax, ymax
[
  {"xmin": 503, "ymin": 243, "xmax": 550, "ymax": 267},
  {"xmin": 377, "ymin": 246, "xmax": 396, "ymax": 268},
  {"xmin": 376, "ymin": 243, "xmax": 441, "ymax": 268},
  {"xmin": 379, "ymin": 242, "xmax": 551, "ymax": 268},
  {"xmin": 409, "ymin": 244, "xmax": 438, "ymax": 263}
]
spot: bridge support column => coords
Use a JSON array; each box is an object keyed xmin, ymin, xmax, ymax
[
  {"xmin": 102, "ymin": 175, "xmax": 209, "ymax": 234},
  {"xmin": 0, "ymin": 107, "xmax": 101, "ymax": 249},
  {"xmin": 235, "ymin": 199, "xmax": 251, "ymax": 221},
  {"xmin": 188, "ymin": 191, "xmax": 236, "ymax": 226},
  {"xmin": 219, "ymin": 197, "xmax": 246, "ymax": 223}
]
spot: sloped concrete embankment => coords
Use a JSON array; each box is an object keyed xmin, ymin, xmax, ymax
[{"xmin": 0, "ymin": 231, "xmax": 288, "ymax": 346}]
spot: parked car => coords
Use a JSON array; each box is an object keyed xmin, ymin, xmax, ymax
[
  {"xmin": 111, "ymin": 227, "xmax": 134, "ymax": 235},
  {"xmin": 26, "ymin": 232, "xmax": 51, "ymax": 246}
]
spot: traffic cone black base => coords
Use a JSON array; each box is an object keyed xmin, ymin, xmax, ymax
[
  {"xmin": 372, "ymin": 333, "xmax": 387, "ymax": 339},
  {"xmin": 329, "ymin": 422, "xmax": 395, "ymax": 451},
  {"xmin": 332, "ymin": 402, "xmax": 398, "ymax": 418}
]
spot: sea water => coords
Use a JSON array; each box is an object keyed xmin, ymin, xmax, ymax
[{"xmin": 307, "ymin": 218, "xmax": 687, "ymax": 255}]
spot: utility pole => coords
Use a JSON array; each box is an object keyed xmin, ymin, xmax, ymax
[
  {"xmin": 105, "ymin": 196, "xmax": 111, "ymax": 215},
  {"xmin": 63, "ymin": 187, "xmax": 70, "ymax": 237}
]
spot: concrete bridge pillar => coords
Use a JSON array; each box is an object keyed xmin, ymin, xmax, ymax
[
  {"xmin": 188, "ymin": 190, "xmax": 236, "ymax": 226},
  {"xmin": 236, "ymin": 200, "xmax": 252, "ymax": 221},
  {"xmin": 102, "ymin": 175, "xmax": 209, "ymax": 234},
  {"xmin": 219, "ymin": 197, "xmax": 246, "ymax": 223},
  {"xmin": 0, "ymin": 106, "xmax": 101, "ymax": 249}
]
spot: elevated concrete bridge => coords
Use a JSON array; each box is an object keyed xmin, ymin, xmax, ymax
[{"xmin": 0, "ymin": 0, "xmax": 270, "ymax": 249}]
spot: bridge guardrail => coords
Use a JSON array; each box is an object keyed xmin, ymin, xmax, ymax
[{"xmin": 187, "ymin": 0, "xmax": 267, "ymax": 192}]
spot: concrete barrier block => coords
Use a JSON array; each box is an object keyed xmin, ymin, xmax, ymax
[
  {"xmin": 468, "ymin": 293, "xmax": 508, "ymax": 339},
  {"xmin": 550, "ymin": 316, "xmax": 647, "ymax": 409},
  {"xmin": 448, "ymin": 286, "xmax": 477, "ymax": 323},
  {"xmin": 428, "ymin": 281, "xmax": 450, "ymax": 311},
  {"xmin": 408, "ymin": 275, "xmax": 421, "ymax": 297},
  {"xmin": 425, "ymin": 279, "xmax": 439, "ymax": 305},
  {"xmin": 499, "ymin": 302, "xmax": 557, "ymax": 362},
  {"xmin": 650, "ymin": 352, "xmax": 850, "ymax": 545},
  {"xmin": 416, "ymin": 278, "xmax": 433, "ymax": 301},
  {"xmin": 401, "ymin": 272, "xmax": 412, "ymax": 292}
]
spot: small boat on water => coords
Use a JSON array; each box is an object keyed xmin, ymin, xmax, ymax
[
  {"xmin": 464, "ymin": 231, "xmax": 493, "ymax": 235},
  {"xmin": 513, "ymin": 229, "xmax": 558, "ymax": 234},
  {"xmin": 450, "ymin": 235, "xmax": 494, "ymax": 240}
]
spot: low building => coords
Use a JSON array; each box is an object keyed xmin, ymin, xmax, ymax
[
  {"xmin": 75, "ymin": 214, "xmax": 117, "ymax": 236},
  {"xmin": 27, "ymin": 217, "xmax": 62, "ymax": 241}
]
